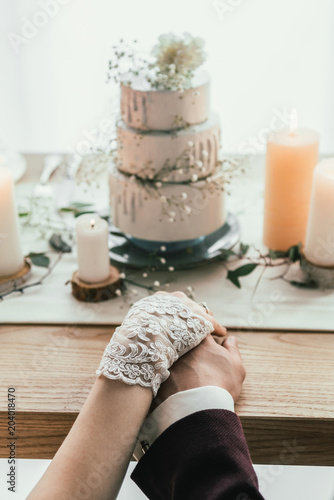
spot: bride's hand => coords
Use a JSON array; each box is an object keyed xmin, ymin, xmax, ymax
[
  {"xmin": 156, "ymin": 291, "xmax": 227, "ymax": 337},
  {"xmin": 96, "ymin": 291, "xmax": 226, "ymax": 396}
]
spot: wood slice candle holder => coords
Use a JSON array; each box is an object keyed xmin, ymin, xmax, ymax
[
  {"xmin": 71, "ymin": 265, "xmax": 122, "ymax": 302},
  {"xmin": 0, "ymin": 259, "xmax": 31, "ymax": 295},
  {"xmin": 300, "ymin": 255, "xmax": 334, "ymax": 289}
]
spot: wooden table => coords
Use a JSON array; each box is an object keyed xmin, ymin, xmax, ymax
[{"xmin": 1, "ymin": 155, "xmax": 334, "ymax": 466}]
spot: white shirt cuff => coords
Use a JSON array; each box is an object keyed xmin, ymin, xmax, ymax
[{"xmin": 133, "ymin": 386, "xmax": 234, "ymax": 460}]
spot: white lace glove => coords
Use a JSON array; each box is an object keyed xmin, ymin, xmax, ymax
[{"xmin": 96, "ymin": 294, "xmax": 214, "ymax": 396}]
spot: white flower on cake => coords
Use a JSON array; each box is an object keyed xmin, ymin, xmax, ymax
[
  {"xmin": 152, "ymin": 32, "xmax": 206, "ymax": 76},
  {"xmin": 108, "ymin": 33, "xmax": 206, "ymax": 92}
]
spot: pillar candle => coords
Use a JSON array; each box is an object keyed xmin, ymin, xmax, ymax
[
  {"xmin": 75, "ymin": 214, "xmax": 110, "ymax": 283},
  {"xmin": 0, "ymin": 167, "xmax": 24, "ymax": 277},
  {"xmin": 304, "ymin": 159, "xmax": 334, "ymax": 267},
  {"xmin": 263, "ymin": 110, "xmax": 319, "ymax": 251}
]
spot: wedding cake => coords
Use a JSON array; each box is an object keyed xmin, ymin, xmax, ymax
[{"xmin": 109, "ymin": 34, "xmax": 226, "ymax": 251}]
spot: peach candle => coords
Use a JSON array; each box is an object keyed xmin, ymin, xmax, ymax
[
  {"xmin": 263, "ymin": 110, "xmax": 319, "ymax": 251},
  {"xmin": 304, "ymin": 159, "xmax": 334, "ymax": 267}
]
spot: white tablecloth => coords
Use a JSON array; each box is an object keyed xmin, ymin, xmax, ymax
[{"xmin": 1, "ymin": 157, "xmax": 334, "ymax": 331}]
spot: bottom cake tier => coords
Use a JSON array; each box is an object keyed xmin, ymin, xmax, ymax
[{"xmin": 109, "ymin": 166, "xmax": 226, "ymax": 248}]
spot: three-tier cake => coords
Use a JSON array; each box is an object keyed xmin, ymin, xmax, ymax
[{"xmin": 109, "ymin": 34, "xmax": 226, "ymax": 252}]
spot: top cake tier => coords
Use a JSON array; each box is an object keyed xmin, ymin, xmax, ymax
[{"xmin": 120, "ymin": 70, "xmax": 210, "ymax": 131}]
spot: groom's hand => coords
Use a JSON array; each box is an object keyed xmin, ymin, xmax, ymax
[{"xmin": 153, "ymin": 334, "xmax": 246, "ymax": 409}]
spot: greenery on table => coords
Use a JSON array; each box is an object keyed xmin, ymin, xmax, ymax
[
  {"xmin": 0, "ymin": 235, "xmax": 70, "ymax": 300},
  {"xmin": 220, "ymin": 242, "xmax": 316, "ymax": 291}
]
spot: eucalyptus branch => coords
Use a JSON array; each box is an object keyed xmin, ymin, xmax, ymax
[
  {"xmin": 0, "ymin": 253, "xmax": 63, "ymax": 300},
  {"xmin": 220, "ymin": 242, "xmax": 306, "ymax": 290}
]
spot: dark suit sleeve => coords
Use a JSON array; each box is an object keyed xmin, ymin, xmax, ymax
[{"xmin": 131, "ymin": 409, "xmax": 265, "ymax": 500}]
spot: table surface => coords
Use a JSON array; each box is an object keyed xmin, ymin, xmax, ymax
[{"xmin": 0, "ymin": 154, "xmax": 334, "ymax": 466}]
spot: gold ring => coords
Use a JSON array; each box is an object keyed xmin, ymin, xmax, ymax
[{"xmin": 198, "ymin": 301, "xmax": 210, "ymax": 314}]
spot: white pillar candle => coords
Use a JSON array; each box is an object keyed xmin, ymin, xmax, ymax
[
  {"xmin": 0, "ymin": 167, "xmax": 24, "ymax": 277},
  {"xmin": 75, "ymin": 214, "xmax": 110, "ymax": 283},
  {"xmin": 304, "ymin": 159, "xmax": 334, "ymax": 267}
]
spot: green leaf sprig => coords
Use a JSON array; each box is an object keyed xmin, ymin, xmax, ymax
[
  {"xmin": 227, "ymin": 263, "xmax": 258, "ymax": 289},
  {"xmin": 27, "ymin": 253, "xmax": 50, "ymax": 268}
]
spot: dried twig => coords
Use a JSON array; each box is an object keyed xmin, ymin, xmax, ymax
[{"xmin": 0, "ymin": 253, "xmax": 63, "ymax": 300}]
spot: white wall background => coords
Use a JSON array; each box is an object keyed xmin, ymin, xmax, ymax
[{"xmin": 0, "ymin": 0, "xmax": 333, "ymax": 154}]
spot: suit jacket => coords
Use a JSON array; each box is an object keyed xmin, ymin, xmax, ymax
[{"xmin": 131, "ymin": 409, "xmax": 265, "ymax": 500}]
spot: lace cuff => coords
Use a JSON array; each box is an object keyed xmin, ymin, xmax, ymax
[{"xmin": 96, "ymin": 294, "xmax": 214, "ymax": 396}]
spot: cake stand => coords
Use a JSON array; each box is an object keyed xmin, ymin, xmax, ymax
[{"xmin": 108, "ymin": 212, "xmax": 241, "ymax": 270}]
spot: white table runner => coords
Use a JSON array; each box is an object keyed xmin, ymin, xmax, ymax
[{"xmin": 1, "ymin": 158, "xmax": 333, "ymax": 331}]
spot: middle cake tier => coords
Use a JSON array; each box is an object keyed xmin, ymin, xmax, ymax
[{"xmin": 116, "ymin": 112, "xmax": 221, "ymax": 183}]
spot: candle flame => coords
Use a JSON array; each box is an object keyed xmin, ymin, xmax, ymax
[
  {"xmin": 90, "ymin": 219, "xmax": 96, "ymax": 229},
  {"xmin": 289, "ymin": 108, "xmax": 298, "ymax": 134}
]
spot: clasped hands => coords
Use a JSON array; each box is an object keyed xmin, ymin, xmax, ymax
[{"xmin": 97, "ymin": 291, "xmax": 246, "ymax": 404}]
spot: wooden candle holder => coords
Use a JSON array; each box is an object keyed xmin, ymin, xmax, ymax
[
  {"xmin": 0, "ymin": 259, "xmax": 31, "ymax": 295},
  {"xmin": 71, "ymin": 265, "xmax": 122, "ymax": 302},
  {"xmin": 300, "ymin": 255, "xmax": 334, "ymax": 289}
]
